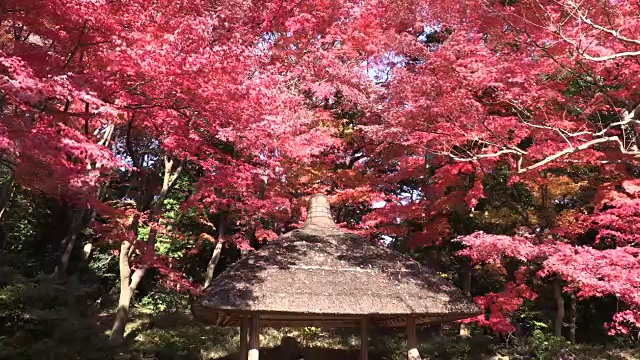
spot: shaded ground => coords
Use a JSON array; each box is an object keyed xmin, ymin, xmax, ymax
[
  {"xmin": 3, "ymin": 291, "xmax": 639, "ymax": 360},
  {"xmin": 214, "ymin": 346, "xmax": 360, "ymax": 360},
  {"xmin": 108, "ymin": 312, "xmax": 640, "ymax": 360}
]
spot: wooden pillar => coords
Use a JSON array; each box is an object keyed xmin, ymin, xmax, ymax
[
  {"xmin": 360, "ymin": 317, "xmax": 369, "ymax": 360},
  {"xmin": 239, "ymin": 316, "xmax": 249, "ymax": 360},
  {"xmin": 248, "ymin": 313, "xmax": 260, "ymax": 360},
  {"xmin": 406, "ymin": 316, "xmax": 421, "ymax": 360}
]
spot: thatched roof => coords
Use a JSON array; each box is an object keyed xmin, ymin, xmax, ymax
[{"xmin": 192, "ymin": 195, "xmax": 481, "ymax": 328}]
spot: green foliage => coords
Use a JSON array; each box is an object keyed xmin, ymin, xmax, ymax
[
  {"xmin": 86, "ymin": 245, "xmax": 119, "ymax": 284},
  {"xmin": 417, "ymin": 335, "xmax": 498, "ymax": 360},
  {"xmin": 1, "ymin": 188, "xmax": 59, "ymax": 274},
  {"xmin": 0, "ymin": 266, "xmax": 112, "ymax": 360},
  {"xmin": 128, "ymin": 315, "xmax": 238, "ymax": 360},
  {"xmin": 368, "ymin": 332, "xmax": 498, "ymax": 360},
  {"xmin": 528, "ymin": 329, "xmax": 571, "ymax": 360},
  {"xmin": 512, "ymin": 301, "xmax": 549, "ymax": 338},
  {"xmin": 138, "ymin": 289, "xmax": 190, "ymax": 314},
  {"xmin": 299, "ymin": 326, "xmax": 326, "ymax": 346}
]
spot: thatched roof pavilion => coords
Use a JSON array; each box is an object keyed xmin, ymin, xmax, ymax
[{"xmin": 192, "ymin": 194, "xmax": 481, "ymax": 360}]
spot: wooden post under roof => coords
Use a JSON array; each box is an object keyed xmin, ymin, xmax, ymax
[
  {"xmin": 239, "ymin": 315, "xmax": 249, "ymax": 360},
  {"xmin": 360, "ymin": 317, "xmax": 369, "ymax": 360},
  {"xmin": 406, "ymin": 316, "xmax": 421, "ymax": 360},
  {"xmin": 248, "ymin": 313, "xmax": 260, "ymax": 360}
]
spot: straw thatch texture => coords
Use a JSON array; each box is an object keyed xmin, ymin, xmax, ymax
[{"xmin": 192, "ymin": 225, "xmax": 481, "ymax": 328}]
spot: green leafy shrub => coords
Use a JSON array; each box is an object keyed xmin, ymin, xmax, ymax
[
  {"xmin": 0, "ymin": 267, "xmax": 112, "ymax": 360},
  {"xmin": 528, "ymin": 329, "xmax": 571, "ymax": 360},
  {"xmin": 138, "ymin": 289, "xmax": 190, "ymax": 314}
]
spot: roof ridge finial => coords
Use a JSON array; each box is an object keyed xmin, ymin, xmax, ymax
[{"xmin": 303, "ymin": 194, "xmax": 338, "ymax": 229}]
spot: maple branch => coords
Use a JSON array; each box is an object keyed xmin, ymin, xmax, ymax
[
  {"xmin": 606, "ymin": 104, "xmax": 640, "ymax": 134},
  {"xmin": 546, "ymin": 1, "xmax": 640, "ymax": 62},
  {"xmin": 448, "ymin": 135, "xmax": 639, "ymax": 174},
  {"xmin": 444, "ymin": 148, "xmax": 524, "ymax": 162},
  {"xmin": 125, "ymin": 115, "xmax": 139, "ymax": 168},
  {"xmin": 512, "ymin": 101, "xmax": 640, "ymax": 138},
  {"xmin": 565, "ymin": 103, "xmax": 640, "ymax": 139},
  {"xmin": 151, "ymin": 155, "xmax": 184, "ymax": 213},
  {"xmin": 516, "ymin": 136, "xmax": 623, "ymax": 173},
  {"xmin": 580, "ymin": 50, "xmax": 640, "ymax": 62},
  {"xmin": 576, "ymin": 15, "xmax": 640, "ymax": 46},
  {"xmin": 443, "ymin": 104, "xmax": 640, "ymax": 173},
  {"xmin": 156, "ymin": 156, "xmax": 173, "ymax": 205},
  {"xmin": 0, "ymin": 157, "xmax": 16, "ymax": 170},
  {"xmin": 98, "ymin": 123, "xmax": 115, "ymax": 147},
  {"xmin": 167, "ymin": 158, "xmax": 186, "ymax": 193},
  {"xmin": 30, "ymin": 104, "xmax": 95, "ymax": 120},
  {"xmin": 558, "ymin": 0, "xmax": 640, "ymax": 45},
  {"xmin": 64, "ymin": 20, "xmax": 88, "ymax": 69}
]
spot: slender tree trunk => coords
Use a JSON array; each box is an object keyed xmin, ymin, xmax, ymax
[
  {"xmin": 568, "ymin": 293, "xmax": 576, "ymax": 343},
  {"xmin": 434, "ymin": 248, "xmax": 443, "ymax": 336},
  {"xmin": 203, "ymin": 221, "xmax": 224, "ymax": 289},
  {"xmin": 0, "ymin": 176, "xmax": 12, "ymax": 251},
  {"xmin": 58, "ymin": 209, "xmax": 87, "ymax": 276},
  {"xmin": 1, "ymin": 230, "xmax": 8, "ymax": 251},
  {"xmin": 459, "ymin": 260, "xmax": 472, "ymax": 337},
  {"xmin": 57, "ymin": 123, "xmax": 115, "ymax": 275},
  {"xmin": 554, "ymin": 277, "xmax": 565, "ymax": 338},
  {"xmin": 110, "ymin": 240, "xmax": 146, "ymax": 345},
  {"xmin": 0, "ymin": 175, "xmax": 13, "ymax": 221},
  {"xmin": 110, "ymin": 156, "xmax": 183, "ymax": 345},
  {"xmin": 203, "ymin": 241, "xmax": 222, "ymax": 288}
]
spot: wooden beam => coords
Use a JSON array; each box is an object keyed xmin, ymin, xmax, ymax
[
  {"xmin": 258, "ymin": 313, "xmax": 361, "ymax": 320},
  {"xmin": 248, "ymin": 313, "xmax": 260, "ymax": 360},
  {"xmin": 406, "ymin": 316, "xmax": 421, "ymax": 360},
  {"xmin": 360, "ymin": 317, "xmax": 369, "ymax": 360},
  {"xmin": 239, "ymin": 316, "xmax": 249, "ymax": 360},
  {"xmin": 376, "ymin": 314, "xmax": 459, "ymax": 327},
  {"xmin": 376, "ymin": 317, "xmax": 405, "ymax": 327},
  {"xmin": 263, "ymin": 320, "xmax": 359, "ymax": 329}
]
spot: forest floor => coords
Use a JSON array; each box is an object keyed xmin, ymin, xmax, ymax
[
  {"xmin": 101, "ymin": 311, "xmax": 640, "ymax": 360},
  {"xmin": 1, "ymin": 267, "xmax": 638, "ymax": 360}
]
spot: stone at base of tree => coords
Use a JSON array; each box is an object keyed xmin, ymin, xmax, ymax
[
  {"xmin": 459, "ymin": 323, "xmax": 471, "ymax": 338},
  {"xmin": 248, "ymin": 349, "xmax": 259, "ymax": 360},
  {"xmin": 556, "ymin": 349, "xmax": 576, "ymax": 360},
  {"xmin": 408, "ymin": 348, "xmax": 421, "ymax": 360},
  {"xmin": 490, "ymin": 355, "xmax": 509, "ymax": 360}
]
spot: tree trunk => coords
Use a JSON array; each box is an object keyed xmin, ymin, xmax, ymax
[
  {"xmin": 554, "ymin": 277, "xmax": 565, "ymax": 338},
  {"xmin": 110, "ymin": 240, "xmax": 146, "ymax": 345},
  {"xmin": 110, "ymin": 155, "xmax": 183, "ymax": 345},
  {"xmin": 56, "ymin": 124, "xmax": 114, "ymax": 275},
  {"xmin": 110, "ymin": 218, "xmax": 145, "ymax": 345},
  {"xmin": 0, "ymin": 175, "xmax": 11, "ymax": 251},
  {"xmin": 203, "ymin": 220, "xmax": 224, "ymax": 289},
  {"xmin": 203, "ymin": 241, "xmax": 223, "ymax": 288},
  {"xmin": 0, "ymin": 230, "xmax": 8, "ymax": 251},
  {"xmin": 58, "ymin": 209, "xmax": 87, "ymax": 276},
  {"xmin": 568, "ymin": 293, "xmax": 576, "ymax": 343},
  {"xmin": 0, "ymin": 175, "xmax": 13, "ymax": 221},
  {"xmin": 459, "ymin": 260, "xmax": 472, "ymax": 337}
]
